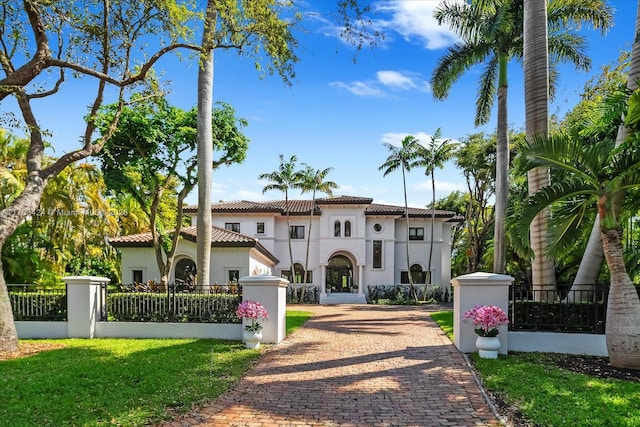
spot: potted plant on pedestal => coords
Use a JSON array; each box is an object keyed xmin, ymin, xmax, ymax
[
  {"xmin": 463, "ymin": 305, "xmax": 509, "ymax": 359},
  {"xmin": 236, "ymin": 300, "xmax": 269, "ymax": 349}
]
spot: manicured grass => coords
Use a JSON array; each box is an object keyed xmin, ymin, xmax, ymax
[
  {"xmin": 473, "ymin": 353, "xmax": 640, "ymax": 427},
  {"xmin": 286, "ymin": 310, "xmax": 313, "ymax": 334},
  {"xmin": 430, "ymin": 310, "xmax": 454, "ymax": 340},
  {"xmin": 0, "ymin": 310, "xmax": 314, "ymax": 427},
  {"xmin": 430, "ymin": 310, "xmax": 640, "ymax": 427}
]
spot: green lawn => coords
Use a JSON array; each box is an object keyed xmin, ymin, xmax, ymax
[
  {"xmin": 430, "ymin": 310, "xmax": 640, "ymax": 427},
  {"xmin": 0, "ymin": 310, "xmax": 313, "ymax": 427}
]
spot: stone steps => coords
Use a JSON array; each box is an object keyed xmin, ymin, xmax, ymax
[{"xmin": 319, "ymin": 293, "xmax": 367, "ymax": 305}]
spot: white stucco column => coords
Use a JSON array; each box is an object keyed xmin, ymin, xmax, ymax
[
  {"xmin": 239, "ymin": 275, "xmax": 288, "ymax": 344},
  {"xmin": 358, "ymin": 264, "xmax": 364, "ymax": 296},
  {"xmin": 63, "ymin": 275, "xmax": 110, "ymax": 338},
  {"xmin": 451, "ymin": 272, "xmax": 513, "ymax": 355}
]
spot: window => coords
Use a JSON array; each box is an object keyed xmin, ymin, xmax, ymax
[
  {"xmin": 282, "ymin": 263, "xmax": 313, "ymax": 283},
  {"xmin": 334, "ymin": 220, "xmax": 341, "ymax": 237},
  {"xmin": 409, "ymin": 227, "xmax": 424, "ymax": 240},
  {"xmin": 256, "ymin": 222, "xmax": 265, "ymax": 234},
  {"xmin": 132, "ymin": 270, "xmax": 143, "ymax": 283},
  {"xmin": 289, "ymin": 225, "xmax": 305, "ymax": 239},
  {"xmin": 373, "ymin": 223, "xmax": 383, "ymax": 233},
  {"xmin": 373, "ymin": 240, "xmax": 382, "ymax": 269},
  {"xmin": 345, "ymin": 220, "xmax": 351, "ymax": 237},
  {"xmin": 228, "ymin": 270, "xmax": 240, "ymax": 283},
  {"xmin": 401, "ymin": 264, "xmax": 429, "ymax": 285},
  {"xmin": 225, "ymin": 222, "xmax": 240, "ymax": 233}
]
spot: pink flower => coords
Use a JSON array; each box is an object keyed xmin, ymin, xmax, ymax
[
  {"xmin": 236, "ymin": 300, "xmax": 269, "ymax": 333},
  {"xmin": 463, "ymin": 305, "xmax": 509, "ymax": 337}
]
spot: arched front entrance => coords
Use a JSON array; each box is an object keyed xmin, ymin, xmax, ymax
[
  {"xmin": 174, "ymin": 258, "xmax": 196, "ymax": 286},
  {"xmin": 326, "ymin": 254, "xmax": 354, "ymax": 293}
]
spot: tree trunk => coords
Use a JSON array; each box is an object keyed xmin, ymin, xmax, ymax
[
  {"xmin": 493, "ymin": 67, "xmax": 509, "ymax": 274},
  {"xmin": 424, "ymin": 170, "xmax": 435, "ymax": 301},
  {"xmin": 402, "ymin": 168, "xmax": 417, "ymax": 301},
  {"xmin": 600, "ymin": 227, "xmax": 640, "ymax": 369},
  {"xmin": 196, "ymin": 3, "xmax": 216, "ymax": 290},
  {"xmin": 0, "ymin": 176, "xmax": 48, "ymax": 353},
  {"xmin": 573, "ymin": 1, "xmax": 640, "ymax": 287},
  {"xmin": 524, "ymin": 0, "xmax": 556, "ymax": 299}
]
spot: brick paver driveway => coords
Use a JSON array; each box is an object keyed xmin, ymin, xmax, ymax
[{"xmin": 163, "ymin": 305, "xmax": 503, "ymax": 427}]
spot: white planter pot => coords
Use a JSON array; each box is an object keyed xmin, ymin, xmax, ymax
[
  {"xmin": 243, "ymin": 330, "xmax": 263, "ymax": 349},
  {"xmin": 475, "ymin": 335, "xmax": 500, "ymax": 359}
]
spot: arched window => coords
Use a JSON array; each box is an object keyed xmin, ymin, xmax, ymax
[
  {"xmin": 401, "ymin": 264, "xmax": 426, "ymax": 285},
  {"xmin": 282, "ymin": 263, "xmax": 313, "ymax": 283},
  {"xmin": 344, "ymin": 220, "xmax": 351, "ymax": 237},
  {"xmin": 334, "ymin": 220, "xmax": 341, "ymax": 237},
  {"xmin": 175, "ymin": 258, "xmax": 196, "ymax": 285}
]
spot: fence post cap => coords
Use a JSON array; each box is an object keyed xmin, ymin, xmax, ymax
[
  {"xmin": 451, "ymin": 272, "xmax": 514, "ymax": 286},
  {"xmin": 62, "ymin": 276, "xmax": 111, "ymax": 285}
]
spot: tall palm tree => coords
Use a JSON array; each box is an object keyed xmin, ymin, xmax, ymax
[
  {"xmin": 523, "ymin": 0, "xmax": 555, "ymax": 298},
  {"xmin": 259, "ymin": 155, "xmax": 301, "ymax": 297},
  {"xmin": 411, "ymin": 129, "xmax": 456, "ymax": 300},
  {"xmin": 379, "ymin": 135, "xmax": 420, "ymax": 300},
  {"xmin": 573, "ymin": 1, "xmax": 640, "ymax": 289},
  {"xmin": 297, "ymin": 164, "xmax": 338, "ymax": 301},
  {"xmin": 432, "ymin": 0, "xmax": 613, "ymax": 277},
  {"xmin": 514, "ymin": 129, "xmax": 640, "ymax": 369}
]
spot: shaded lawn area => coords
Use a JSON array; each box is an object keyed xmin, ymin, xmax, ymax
[
  {"xmin": 0, "ymin": 310, "xmax": 313, "ymax": 427},
  {"xmin": 430, "ymin": 310, "xmax": 640, "ymax": 427}
]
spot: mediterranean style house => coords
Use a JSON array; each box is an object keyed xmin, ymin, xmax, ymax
[{"xmin": 110, "ymin": 195, "xmax": 461, "ymax": 301}]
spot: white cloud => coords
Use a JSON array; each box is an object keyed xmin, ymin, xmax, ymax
[
  {"xmin": 415, "ymin": 179, "xmax": 466, "ymax": 194},
  {"xmin": 374, "ymin": 0, "xmax": 461, "ymax": 50},
  {"xmin": 380, "ymin": 132, "xmax": 459, "ymax": 147},
  {"xmin": 330, "ymin": 81, "xmax": 386, "ymax": 97},
  {"xmin": 332, "ymin": 70, "xmax": 430, "ymax": 97}
]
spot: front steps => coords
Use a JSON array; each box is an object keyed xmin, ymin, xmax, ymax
[{"xmin": 320, "ymin": 292, "xmax": 367, "ymax": 305}]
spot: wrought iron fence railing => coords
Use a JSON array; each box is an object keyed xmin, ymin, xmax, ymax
[
  {"xmin": 102, "ymin": 283, "xmax": 242, "ymax": 323},
  {"xmin": 9, "ymin": 284, "xmax": 68, "ymax": 321}
]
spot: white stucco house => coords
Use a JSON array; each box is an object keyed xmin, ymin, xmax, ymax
[{"xmin": 110, "ymin": 195, "xmax": 461, "ymax": 300}]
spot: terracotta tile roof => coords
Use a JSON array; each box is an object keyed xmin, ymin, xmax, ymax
[
  {"xmin": 366, "ymin": 203, "xmax": 459, "ymax": 219},
  {"xmin": 182, "ymin": 196, "xmax": 459, "ymax": 219},
  {"xmin": 109, "ymin": 226, "xmax": 279, "ymax": 264},
  {"xmin": 316, "ymin": 195, "xmax": 374, "ymax": 205}
]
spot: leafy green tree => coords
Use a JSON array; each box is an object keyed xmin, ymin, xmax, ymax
[
  {"xmin": 259, "ymin": 155, "xmax": 301, "ymax": 294},
  {"xmin": 379, "ymin": 135, "xmax": 420, "ymax": 300},
  {"xmin": 411, "ymin": 129, "xmax": 456, "ymax": 299},
  {"xmin": 297, "ymin": 164, "xmax": 338, "ymax": 301},
  {"xmin": 432, "ymin": 0, "xmax": 613, "ymax": 276},
  {"xmin": 0, "ymin": 0, "xmax": 197, "ymax": 354},
  {"xmin": 97, "ymin": 99, "xmax": 248, "ymax": 287}
]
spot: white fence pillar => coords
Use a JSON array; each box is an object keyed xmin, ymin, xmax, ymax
[
  {"xmin": 62, "ymin": 276, "xmax": 110, "ymax": 338},
  {"xmin": 239, "ymin": 275, "xmax": 288, "ymax": 344},
  {"xmin": 451, "ymin": 272, "xmax": 513, "ymax": 355}
]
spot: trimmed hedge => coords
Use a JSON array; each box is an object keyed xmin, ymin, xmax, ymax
[
  {"xmin": 510, "ymin": 300, "xmax": 606, "ymax": 333},
  {"xmin": 367, "ymin": 284, "xmax": 446, "ymax": 305}
]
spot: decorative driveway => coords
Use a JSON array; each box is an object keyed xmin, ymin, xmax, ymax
[{"xmin": 161, "ymin": 304, "xmax": 503, "ymax": 427}]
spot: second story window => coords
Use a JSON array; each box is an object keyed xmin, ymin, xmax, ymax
[
  {"xmin": 345, "ymin": 220, "xmax": 351, "ymax": 237},
  {"xmin": 225, "ymin": 222, "xmax": 240, "ymax": 233},
  {"xmin": 290, "ymin": 225, "xmax": 305, "ymax": 239},
  {"xmin": 334, "ymin": 220, "xmax": 341, "ymax": 237},
  {"xmin": 257, "ymin": 222, "xmax": 265, "ymax": 234},
  {"xmin": 373, "ymin": 240, "xmax": 382, "ymax": 269},
  {"xmin": 409, "ymin": 227, "xmax": 424, "ymax": 241}
]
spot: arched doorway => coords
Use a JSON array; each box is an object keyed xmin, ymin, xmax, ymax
[
  {"xmin": 174, "ymin": 258, "xmax": 196, "ymax": 287},
  {"xmin": 326, "ymin": 254, "xmax": 354, "ymax": 293}
]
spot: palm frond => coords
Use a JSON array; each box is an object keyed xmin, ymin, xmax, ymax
[{"xmin": 475, "ymin": 53, "xmax": 499, "ymax": 125}]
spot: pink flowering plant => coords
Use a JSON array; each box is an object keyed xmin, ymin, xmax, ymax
[
  {"xmin": 236, "ymin": 300, "xmax": 269, "ymax": 333},
  {"xmin": 463, "ymin": 305, "xmax": 509, "ymax": 337}
]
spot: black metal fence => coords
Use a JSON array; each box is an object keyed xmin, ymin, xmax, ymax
[
  {"xmin": 102, "ymin": 283, "xmax": 241, "ymax": 323},
  {"xmin": 509, "ymin": 284, "xmax": 610, "ymax": 334},
  {"xmin": 9, "ymin": 285, "xmax": 67, "ymax": 321}
]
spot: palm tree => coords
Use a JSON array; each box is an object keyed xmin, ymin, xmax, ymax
[
  {"xmin": 196, "ymin": 1, "xmax": 216, "ymax": 291},
  {"xmin": 379, "ymin": 135, "xmax": 420, "ymax": 300},
  {"xmin": 297, "ymin": 164, "xmax": 338, "ymax": 301},
  {"xmin": 432, "ymin": 0, "xmax": 613, "ymax": 277},
  {"xmin": 522, "ymin": 0, "xmax": 555, "ymax": 298},
  {"xmin": 259, "ymin": 155, "xmax": 301, "ymax": 298},
  {"xmin": 573, "ymin": 1, "xmax": 640, "ymax": 289},
  {"xmin": 514, "ymin": 130, "xmax": 640, "ymax": 369},
  {"xmin": 411, "ymin": 129, "xmax": 456, "ymax": 300}
]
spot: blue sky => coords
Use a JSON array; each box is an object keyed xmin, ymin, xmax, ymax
[{"xmin": 7, "ymin": 0, "xmax": 639, "ymax": 209}]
